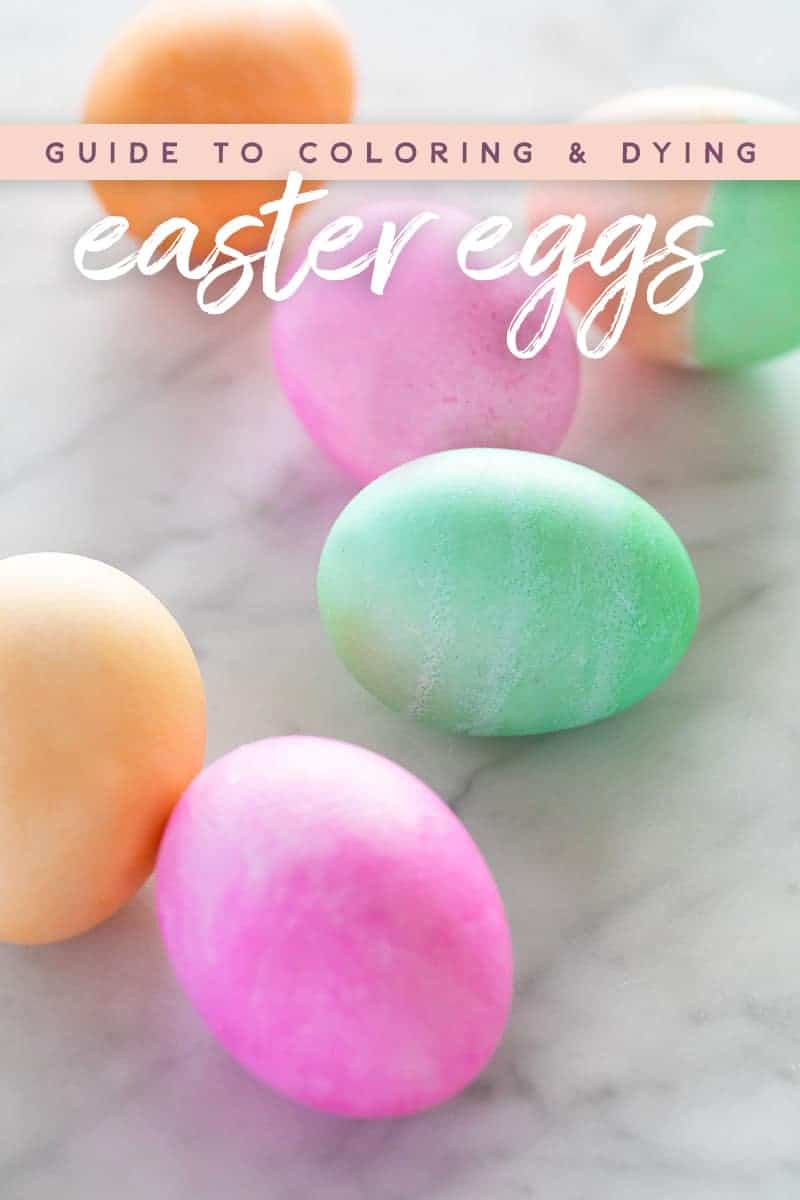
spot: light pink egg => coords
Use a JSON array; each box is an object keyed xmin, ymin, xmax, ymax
[
  {"xmin": 156, "ymin": 736, "xmax": 512, "ymax": 1118},
  {"xmin": 271, "ymin": 201, "xmax": 579, "ymax": 483}
]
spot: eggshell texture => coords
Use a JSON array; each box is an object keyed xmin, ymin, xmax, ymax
[
  {"xmin": 271, "ymin": 201, "xmax": 579, "ymax": 483},
  {"xmin": 0, "ymin": 554, "xmax": 206, "ymax": 944},
  {"xmin": 527, "ymin": 87, "xmax": 800, "ymax": 367},
  {"xmin": 318, "ymin": 449, "xmax": 700, "ymax": 736},
  {"xmin": 156, "ymin": 736, "xmax": 512, "ymax": 1117},
  {"xmin": 84, "ymin": 0, "xmax": 355, "ymax": 256}
]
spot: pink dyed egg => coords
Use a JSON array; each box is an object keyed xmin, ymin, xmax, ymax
[
  {"xmin": 156, "ymin": 736, "xmax": 512, "ymax": 1118},
  {"xmin": 271, "ymin": 201, "xmax": 579, "ymax": 483}
]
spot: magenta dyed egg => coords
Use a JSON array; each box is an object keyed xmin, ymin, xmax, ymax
[
  {"xmin": 156, "ymin": 736, "xmax": 512, "ymax": 1118},
  {"xmin": 270, "ymin": 201, "xmax": 579, "ymax": 483}
]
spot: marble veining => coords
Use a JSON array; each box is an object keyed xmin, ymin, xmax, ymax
[{"xmin": 3, "ymin": 1, "xmax": 800, "ymax": 1196}]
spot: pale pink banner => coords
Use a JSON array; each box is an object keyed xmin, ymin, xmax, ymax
[{"xmin": 0, "ymin": 123, "xmax": 798, "ymax": 181}]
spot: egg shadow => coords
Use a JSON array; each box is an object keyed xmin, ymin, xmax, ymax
[
  {"xmin": 0, "ymin": 884, "xmax": 550, "ymax": 1200},
  {"xmin": 560, "ymin": 346, "xmax": 799, "ymax": 673},
  {"xmin": 564, "ymin": 346, "xmax": 794, "ymax": 491}
]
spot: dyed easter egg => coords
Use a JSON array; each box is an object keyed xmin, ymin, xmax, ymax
[
  {"xmin": 271, "ymin": 201, "xmax": 579, "ymax": 483},
  {"xmin": 318, "ymin": 449, "xmax": 699, "ymax": 736},
  {"xmin": 84, "ymin": 0, "xmax": 354, "ymax": 256},
  {"xmin": 156, "ymin": 736, "xmax": 512, "ymax": 1117},
  {"xmin": 0, "ymin": 554, "xmax": 206, "ymax": 944},
  {"xmin": 527, "ymin": 86, "xmax": 800, "ymax": 367}
]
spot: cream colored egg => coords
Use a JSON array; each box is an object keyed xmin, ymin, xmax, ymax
[
  {"xmin": 0, "ymin": 554, "xmax": 206, "ymax": 944},
  {"xmin": 528, "ymin": 86, "xmax": 800, "ymax": 367}
]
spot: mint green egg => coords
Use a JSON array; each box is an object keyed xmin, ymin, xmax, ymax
[
  {"xmin": 317, "ymin": 449, "xmax": 700, "ymax": 736},
  {"xmin": 694, "ymin": 180, "xmax": 800, "ymax": 368}
]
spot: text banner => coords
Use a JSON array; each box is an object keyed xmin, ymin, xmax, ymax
[{"xmin": 0, "ymin": 123, "xmax": 799, "ymax": 181}]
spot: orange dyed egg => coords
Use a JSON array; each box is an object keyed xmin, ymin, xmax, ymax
[
  {"xmin": 84, "ymin": 0, "xmax": 355, "ymax": 256},
  {"xmin": 0, "ymin": 555, "xmax": 207, "ymax": 945}
]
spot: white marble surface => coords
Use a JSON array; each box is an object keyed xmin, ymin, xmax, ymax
[{"xmin": 3, "ymin": 2, "xmax": 800, "ymax": 1197}]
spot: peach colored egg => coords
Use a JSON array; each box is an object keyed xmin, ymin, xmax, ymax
[
  {"xmin": 84, "ymin": 0, "xmax": 355, "ymax": 257},
  {"xmin": 0, "ymin": 554, "xmax": 206, "ymax": 945}
]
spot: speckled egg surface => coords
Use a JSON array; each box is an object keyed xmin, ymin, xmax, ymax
[
  {"xmin": 527, "ymin": 86, "xmax": 800, "ymax": 368},
  {"xmin": 318, "ymin": 449, "xmax": 700, "ymax": 736},
  {"xmin": 156, "ymin": 736, "xmax": 512, "ymax": 1118},
  {"xmin": 271, "ymin": 201, "xmax": 579, "ymax": 483}
]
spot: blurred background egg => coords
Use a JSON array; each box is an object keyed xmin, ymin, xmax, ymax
[
  {"xmin": 528, "ymin": 86, "xmax": 800, "ymax": 368},
  {"xmin": 84, "ymin": 0, "xmax": 355, "ymax": 256},
  {"xmin": 0, "ymin": 554, "xmax": 206, "ymax": 944},
  {"xmin": 271, "ymin": 200, "xmax": 579, "ymax": 482}
]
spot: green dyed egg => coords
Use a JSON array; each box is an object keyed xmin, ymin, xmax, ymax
[
  {"xmin": 318, "ymin": 449, "xmax": 700, "ymax": 736},
  {"xmin": 528, "ymin": 87, "xmax": 800, "ymax": 368}
]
